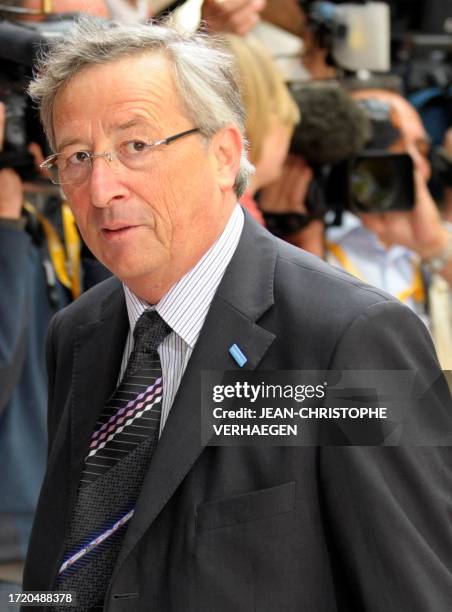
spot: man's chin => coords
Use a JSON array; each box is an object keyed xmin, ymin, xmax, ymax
[{"xmin": 104, "ymin": 259, "xmax": 160, "ymax": 285}]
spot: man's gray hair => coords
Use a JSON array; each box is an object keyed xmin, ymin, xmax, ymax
[{"xmin": 28, "ymin": 16, "xmax": 254, "ymax": 196}]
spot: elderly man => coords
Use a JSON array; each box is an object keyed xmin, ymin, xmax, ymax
[{"xmin": 22, "ymin": 18, "xmax": 452, "ymax": 612}]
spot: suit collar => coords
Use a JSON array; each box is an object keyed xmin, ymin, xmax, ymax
[{"xmin": 215, "ymin": 210, "xmax": 276, "ymax": 320}]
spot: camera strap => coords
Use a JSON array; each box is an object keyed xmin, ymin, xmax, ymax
[
  {"xmin": 23, "ymin": 201, "xmax": 81, "ymax": 300},
  {"xmin": 61, "ymin": 202, "xmax": 81, "ymax": 299},
  {"xmin": 325, "ymin": 241, "xmax": 426, "ymax": 305}
]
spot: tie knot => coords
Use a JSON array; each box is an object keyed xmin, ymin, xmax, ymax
[{"xmin": 132, "ymin": 310, "xmax": 171, "ymax": 354}]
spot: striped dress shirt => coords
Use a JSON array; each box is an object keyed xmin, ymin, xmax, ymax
[{"xmin": 120, "ymin": 204, "xmax": 244, "ymax": 435}]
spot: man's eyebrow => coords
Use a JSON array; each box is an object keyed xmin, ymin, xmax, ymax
[
  {"xmin": 56, "ymin": 119, "xmax": 155, "ymax": 151},
  {"xmin": 56, "ymin": 137, "xmax": 86, "ymax": 152},
  {"xmin": 115, "ymin": 119, "xmax": 154, "ymax": 131}
]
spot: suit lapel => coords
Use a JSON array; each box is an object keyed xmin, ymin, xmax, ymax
[
  {"xmin": 70, "ymin": 283, "xmax": 128, "ymax": 475},
  {"xmin": 53, "ymin": 284, "xmax": 128, "ymax": 585},
  {"xmin": 115, "ymin": 216, "xmax": 278, "ymax": 571}
]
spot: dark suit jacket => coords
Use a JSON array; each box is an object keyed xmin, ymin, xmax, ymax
[{"xmin": 23, "ymin": 215, "xmax": 452, "ymax": 611}]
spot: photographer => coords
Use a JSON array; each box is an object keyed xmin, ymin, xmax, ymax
[
  {"xmin": 349, "ymin": 89, "xmax": 452, "ymax": 284},
  {"xmin": 340, "ymin": 90, "xmax": 452, "ymax": 369},
  {"xmin": 260, "ymin": 83, "xmax": 451, "ymax": 366},
  {"xmin": 0, "ymin": 0, "xmax": 110, "ymax": 595},
  {"xmin": 325, "ymin": 89, "xmax": 451, "ymax": 367}
]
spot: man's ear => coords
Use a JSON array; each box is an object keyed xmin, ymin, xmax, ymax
[{"xmin": 211, "ymin": 125, "xmax": 243, "ymax": 192}]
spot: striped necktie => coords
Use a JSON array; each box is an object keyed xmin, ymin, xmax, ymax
[{"xmin": 57, "ymin": 310, "xmax": 171, "ymax": 610}]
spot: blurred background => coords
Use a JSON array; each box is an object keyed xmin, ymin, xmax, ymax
[{"xmin": 0, "ymin": 0, "xmax": 451, "ymax": 603}]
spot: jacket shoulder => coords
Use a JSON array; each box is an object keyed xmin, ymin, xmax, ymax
[
  {"xmin": 50, "ymin": 275, "xmax": 122, "ymax": 334},
  {"xmin": 274, "ymin": 237, "xmax": 396, "ymax": 312}
]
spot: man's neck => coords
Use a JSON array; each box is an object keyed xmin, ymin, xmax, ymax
[
  {"xmin": 124, "ymin": 258, "xmax": 201, "ymax": 305},
  {"xmin": 123, "ymin": 200, "xmax": 238, "ymax": 304}
]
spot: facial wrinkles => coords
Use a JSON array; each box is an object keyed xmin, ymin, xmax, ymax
[
  {"xmin": 52, "ymin": 53, "xmax": 219, "ymax": 291},
  {"xmin": 54, "ymin": 53, "xmax": 186, "ymax": 148},
  {"xmin": 53, "ymin": 56, "xmax": 188, "ymax": 216},
  {"xmin": 55, "ymin": 96, "xmax": 173, "ymax": 153}
]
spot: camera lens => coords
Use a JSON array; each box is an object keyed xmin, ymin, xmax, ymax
[{"xmin": 350, "ymin": 157, "xmax": 398, "ymax": 212}]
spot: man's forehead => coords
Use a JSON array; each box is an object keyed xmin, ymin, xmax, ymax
[
  {"xmin": 60, "ymin": 51, "xmax": 173, "ymax": 93},
  {"xmin": 53, "ymin": 53, "xmax": 185, "ymax": 139}
]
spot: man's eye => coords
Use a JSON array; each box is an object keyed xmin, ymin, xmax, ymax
[
  {"xmin": 67, "ymin": 151, "xmax": 90, "ymax": 166},
  {"xmin": 122, "ymin": 140, "xmax": 149, "ymax": 155}
]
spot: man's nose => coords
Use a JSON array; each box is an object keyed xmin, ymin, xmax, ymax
[{"xmin": 88, "ymin": 155, "xmax": 129, "ymax": 208}]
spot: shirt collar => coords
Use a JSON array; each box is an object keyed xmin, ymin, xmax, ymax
[
  {"xmin": 327, "ymin": 211, "xmax": 363, "ymax": 242},
  {"xmin": 123, "ymin": 205, "xmax": 244, "ymax": 348},
  {"xmin": 327, "ymin": 211, "xmax": 414, "ymax": 259}
]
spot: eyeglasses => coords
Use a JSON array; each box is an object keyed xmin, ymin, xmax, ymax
[{"xmin": 40, "ymin": 127, "xmax": 201, "ymax": 186}]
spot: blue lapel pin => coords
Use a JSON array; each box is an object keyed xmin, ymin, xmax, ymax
[{"xmin": 229, "ymin": 344, "xmax": 247, "ymax": 368}]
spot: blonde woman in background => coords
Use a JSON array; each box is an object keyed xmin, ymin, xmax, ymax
[{"xmin": 223, "ymin": 34, "xmax": 300, "ymax": 224}]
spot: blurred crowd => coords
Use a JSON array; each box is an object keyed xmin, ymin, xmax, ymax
[{"xmin": 0, "ymin": 0, "xmax": 451, "ymax": 599}]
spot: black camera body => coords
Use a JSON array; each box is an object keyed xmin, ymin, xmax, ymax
[{"xmin": 306, "ymin": 152, "xmax": 415, "ymax": 221}]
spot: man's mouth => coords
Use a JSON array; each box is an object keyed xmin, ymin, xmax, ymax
[{"xmin": 101, "ymin": 225, "xmax": 140, "ymax": 241}]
